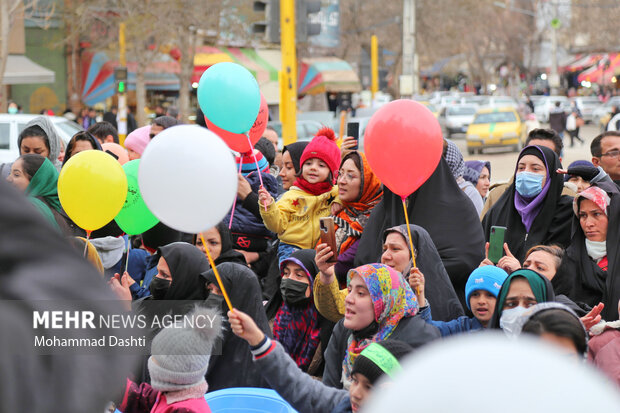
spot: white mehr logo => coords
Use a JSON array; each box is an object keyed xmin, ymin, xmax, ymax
[
  {"xmin": 475, "ymin": 278, "xmax": 484, "ymax": 284},
  {"xmin": 493, "ymin": 282, "xmax": 502, "ymax": 289}
]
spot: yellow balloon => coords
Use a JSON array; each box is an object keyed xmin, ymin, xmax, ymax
[{"xmin": 58, "ymin": 150, "xmax": 128, "ymax": 232}]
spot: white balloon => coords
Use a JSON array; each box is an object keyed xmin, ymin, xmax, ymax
[
  {"xmin": 138, "ymin": 125, "xmax": 237, "ymax": 234},
  {"xmin": 362, "ymin": 332, "xmax": 620, "ymax": 412}
]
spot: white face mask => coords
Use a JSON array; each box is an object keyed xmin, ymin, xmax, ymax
[{"xmin": 499, "ymin": 306, "xmax": 529, "ymax": 337}]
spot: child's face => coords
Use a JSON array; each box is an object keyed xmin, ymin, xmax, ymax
[
  {"xmin": 349, "ymin": 372, "xmax": 372, "ymax": 412},
  {"xmin": 302, "ymin": 158, "xmax": 330, "ymax": 184},
  {"xmin": 469, "ymin": 290, "xmax": 497, "ymax": 326}
]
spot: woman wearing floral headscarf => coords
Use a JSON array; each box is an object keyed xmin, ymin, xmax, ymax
[
  {"xmin": 322, "ymin": 264, "xmax": 440, "ymax": 389},
  {"xmin": 316, "ymin": 151, "xmax": 383, "ymax": 286}
]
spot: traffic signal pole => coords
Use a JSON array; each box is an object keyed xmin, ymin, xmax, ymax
[
  {"xmin": 118, "ymin": 22, "xmax": 128, "ymax": 145},
  {"xmin": 279, "ymin": 0, "xmax": 297, "ymax": 146},
  {"xmin": 371, "ymin": 35, "xmax": 378, "ymax": 99}
]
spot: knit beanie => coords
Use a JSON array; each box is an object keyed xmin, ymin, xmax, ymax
[
  {"xmin": 235, "ymin": 149, "xmax": 269, "ymax": 177},
  {"xmin": 124, "ymin": 125, "xmax": 151, "ymax": 156},
  {"xmin": 148, "ymin": 306, "xmax": 221, "ymax": 392},
  {"xmin": 299, "ymin": 127, "xmax": 341, "ymax": 181},
  {"xmin": 351, "ymin": 340, "xmax": 412, "ymax": 385},
  {"xmin": 565, "ymin": 160, "xmax": 595, "ymax": 182},
  {"xmin": 465, "ymin": 266, "xmax": 509, "ymax": 310},
  {"xmin": 463, "ymin": 160, "xmax": 491, "ymax": 185},
  {"xmin": 254, "ymin": 137, "xmax": 276, "ymax": 166}
]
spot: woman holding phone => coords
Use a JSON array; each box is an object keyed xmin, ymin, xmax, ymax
[
  {"xmin": 482, "ymin": 145, "xmax": 573, "ymax": 262},
  {"xmin": 315, "ymin": 150, "xmax": 383, "ymax": 286}
]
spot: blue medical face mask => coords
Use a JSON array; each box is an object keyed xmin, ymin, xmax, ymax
[
  {"xmin": 8, "ymin": 106, "xmax": 17, "ymax": 114},
  {"xmin": 515, "ymin": 171, "xmax": 545, "ymax": 197}
]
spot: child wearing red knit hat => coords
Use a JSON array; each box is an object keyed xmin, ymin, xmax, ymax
[{"xmin": 259, "ymin": 127, "xmax": 341, "ymax": 264}]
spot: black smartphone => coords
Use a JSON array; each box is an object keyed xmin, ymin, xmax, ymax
[
  {"xmin": 488, "ymin": 226, "xmax": 507, "ymax": 264},
  {"xmin": 346, "ymin": 122, "xmax": 360, "ymax": 150}
]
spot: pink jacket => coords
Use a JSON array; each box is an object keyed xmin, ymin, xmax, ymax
[{"xmin": 119, "ymin": 379, "xmax": 211, "ymax": 413}]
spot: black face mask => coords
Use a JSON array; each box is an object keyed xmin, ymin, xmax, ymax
[
  {"xmin": 204, "ymin": 293, "xmax": 226, "ymax": 311},
  {"xmin": 280, "ymin": 278, "xmax": 310, "ymax": 305},
  {"xmin": 149, "ymin": 277, "xmax": 171, "ymax": 300}
]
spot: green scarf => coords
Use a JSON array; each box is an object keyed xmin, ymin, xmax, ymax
[
  {"xmin": 497, "ymin": 269, "xmax": 547, "ymax": 316},
  {"xmin": 25, "ymin": 157, "xmax": 61, "ymax": 229}
]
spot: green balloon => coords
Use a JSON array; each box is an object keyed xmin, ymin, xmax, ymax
[{"xmin": 114, "ymin": 160, "xmax": 159, "ymax": 235}]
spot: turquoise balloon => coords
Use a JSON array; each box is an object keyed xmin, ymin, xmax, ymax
[
  {"xmin": 114, "ymin": 160, "xmax": 159, "ymax": 235},
  {"xmin": 197, "ymin": 62, "xmax": 261, "ymax": 134}
]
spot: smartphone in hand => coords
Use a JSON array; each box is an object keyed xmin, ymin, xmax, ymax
[
  {"xmin": 346, "ymin": 122, "xmax": 360, "ymax": 150},
  {"xmin": 488, "ymin": 226, "xmax": 507, "ymax": 264},
  {"xmin": 319, "ymin": 217, "xmax": 338, "ymax": 264}
]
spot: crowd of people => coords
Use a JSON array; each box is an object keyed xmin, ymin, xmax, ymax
[{"xmin": 3, "ymin": 107, "xmax": 620, "ymax": 412}]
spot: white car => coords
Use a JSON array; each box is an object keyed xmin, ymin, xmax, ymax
[
  {"xmin": 534, "ymin": 96, "xmax": 570, "ymax": 123},
  {"xmin": 0, "ymin": 114, "xmax": 83, "ymax": 164},
  {"xmin": 444, "ymin": 105, "xmax": 477, "ymax": 138},
  {"xmin": 480, "ymin": 96, "xmax": 519, "ymax": 109},
  {"xmin": 571, "ymin": 96, "xmax": 602, "ymax": 123}
]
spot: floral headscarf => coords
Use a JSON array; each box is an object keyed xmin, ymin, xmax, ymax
[
  {"xmin": 573, "ymin": 186, "xmax": 610, "ymax": 217},
  {"xmin": 343, "ymin": 264, "xmax": 418, "ymax": 381},
  {"xmin": 334, "ymin": 151, "xmax": 383, "ymax": 254}
]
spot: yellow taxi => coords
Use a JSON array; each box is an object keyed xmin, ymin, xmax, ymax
[
  {"xmin": 418, "ymin": 101, "xmax": 439, "ymax": 118},
  {"xmin": 466, "ymin": 107, "xmax": 526, "ymax": 155}
]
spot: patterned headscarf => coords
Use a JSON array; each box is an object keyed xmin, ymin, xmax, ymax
[
  {"xmin": 334, "ymin": 151, "xmax": 383, "ymax": 254},
  {"xmin": 343, "ymin": 264, "xmax": 418, "ymax": 382},
  {"xmin": 573, "ymin": 186, "xmax": 610, "ymax": 217},
  {"xmin": 444, "ymin": 139, "xmax": 465, "ymax": 179}
]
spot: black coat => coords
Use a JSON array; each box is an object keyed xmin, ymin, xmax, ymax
[
  {"xmin": 202, "ymin": 262, "xmax": 273, "ymax": 391},
  {"xmin": 482, "ymin": 146, "xmax": 573, "ymax": 262},
  {"xmin": 554, "ymin": 181, "xmax": 620, "ymax": 320},
  {"xmin": 322, "ymin": 316, "xmax": 440, "ymax": 389},
  {"xmin": 355, "ymin": 158, "xmax": 485, "ymax": 308}
]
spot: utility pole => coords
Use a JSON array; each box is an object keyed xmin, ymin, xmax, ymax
[
  {"xmin": 371, "ymin": 35, "xmax": 378, "ymax": 100},
  {"xmin": 118, "ymin": 22, "xmax": 128, "ymax": 145},
  {"xmin": 279, "ymin": 0, "xmax": 297, "ymax": 146},
  {"xmin": 549, "ymin": 17, "xmax": 561, "ymax": 95},
  {"xmin": 401, "ymin": 0, "xmax": 418, "ymax": 97}
]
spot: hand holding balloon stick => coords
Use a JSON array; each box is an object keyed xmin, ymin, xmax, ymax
[
  {"xmin": 363, "ymin": 100, "xmax": 443, "ymax": 297},
  {"xmin": 200, "ymin": 233, "xmax": 234, "ymax": 312}
]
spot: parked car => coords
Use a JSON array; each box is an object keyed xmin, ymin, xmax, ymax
[
  {"xmin": 534, "ymin": 96, "xmax": 570, "ymax": 123},
  {"xmin": 466, "ymin": 107, "xmax": 526, "ymax": 154},
  {"xmin": 443, "ymin": 104, "xmax": 477, "ymax": 138},
  {"xmin": 571, "ymin": 96, "xmax": 602, "ymax": 123},
  {"xmin": 480, "ymin": 96, "xmax": 519, "ymax": 109},
  {"xmin": 417, "ymin": 101, "xmax": 440, "ymax": 118},
  {"xmin": 269, "ymin": 120, "xmax": 324, "ymax": 149},
  {"xmin": 0, "ymin": 114, "xmax": 83, "ymax": 164},
  {"xmin": 593, "ymin": 97, "xmax": 620, "ymax": 130}
]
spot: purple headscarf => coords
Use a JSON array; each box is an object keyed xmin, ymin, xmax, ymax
[{"xmin": 513, "ymin": 146, "xmax": 551, "ymax": 232}]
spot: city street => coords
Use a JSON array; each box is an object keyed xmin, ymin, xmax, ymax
[{"xmin": 453, "ymin": 123, "xmax": 602, "ymax": 183}]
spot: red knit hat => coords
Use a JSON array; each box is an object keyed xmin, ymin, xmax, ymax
[{"xmin": 299, "ymin": 127, "xmax": 341, "ymax": 181}]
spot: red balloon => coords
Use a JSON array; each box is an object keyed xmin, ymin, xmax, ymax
[
  {"xmin": 205, "ymin": 93, "xmax": 268, "ymax": 153},
  {"xmin": 364, "ymin": 100, "xmax": 443, "ymax": 198}
]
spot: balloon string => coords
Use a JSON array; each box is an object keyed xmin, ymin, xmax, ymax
[
  {"xmin": 401, "ymin": 197, "xmax": 419, "ymax": 296},
  {"xmin": 83, "ymin": 230, "xmax": 91, "ymax": 257},
  {"xmin": 200, "ymin": 233, "xmax": 233, "ymax": 312},
  {"xmin": 124, "ymin": 237, "xmax": 131, "ymax": 275},
  {"xmin": 246, "ymin": 133, "xmax": 267, "ymax": 211},
  {"xmin": 229, "ymin": 161, "xmax": 243, "ymax": 229}
]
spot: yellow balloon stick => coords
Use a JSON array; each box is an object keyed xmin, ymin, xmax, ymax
[
  {"xmin": 200, "ymin": 233, "xmax": 233, "ymax": 312},
  {"xmin": 401, "ymin": 197, "xmax": 419, "ymax": 296}
]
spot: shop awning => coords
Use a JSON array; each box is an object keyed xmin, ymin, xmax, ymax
[
  {"xmin": 561, "ymin": 54, "xmax": 602, "ymax": 72},
  {"xmin": 3, "ymin": 54, "xmax": 55, "ymax": 84},
  {"xmin": 298, "ymin": 57, "xmax": 361, "ymax": 96},
  {"xmin": 81, "ymin": 47, "xmax": 281, "ymax": 106},
  {"xmin": 578, "ymin": 53, "xmax": 620, "ymax": 84}
]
